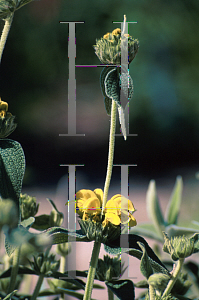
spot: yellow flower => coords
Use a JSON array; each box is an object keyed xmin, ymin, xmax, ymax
[
  {"xmin": 75, "ymin": 189, "xmax": 137, "ymax": 228},
  {"xmin": 76, "ymin": 189, "xmax": 103, "ymax": 221},
  {"xmin": 104, "ymin": 194, "xmax": 137, "ymax": 227}
]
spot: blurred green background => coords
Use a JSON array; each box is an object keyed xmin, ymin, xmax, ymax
[{"xmin": 0, "ymin": 0, "xmax": 199, "ymax": 186}]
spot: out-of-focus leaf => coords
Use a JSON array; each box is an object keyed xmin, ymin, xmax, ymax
[
  {"xmin": 165, "ymin": 176, "xmax": 183, "ymax": 225},
  {"xmin": 166, "ymin": 225, "xmax": 199, "ymax": 238},
  {"xmin": 106, "ymin": 280, "xmax": 135, "ymax": 300},
  {"xmin": 3, "ymin": 290, "xmax": 17, "ymax": 300},
  {"xmin": 130, "ymin": 223, "xmax": 163, "ymax": 242},
  {"xmin": 146, "ymin": 180, "xmax": 165, "ymax": 238},
  {"xmin": 20, "ymin": 217, "xmax": 35, "ymax": 229}
]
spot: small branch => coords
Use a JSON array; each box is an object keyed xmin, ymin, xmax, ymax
[
  {"xmin": 162, "ymin": 258, "xmax": 185, "ymax": 297},
  {"xmin": 0, "ymin": 13, "xmax": 14, "ymax": 63},
  {"xmin": 108, "ymin": 287, "xmax": 114, "ymax": 300},
  {"xmin": 8, "ymin": 246, "xmax": 20, "ymax": 293}
]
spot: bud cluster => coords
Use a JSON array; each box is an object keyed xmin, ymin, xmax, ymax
[{"xmin": 94, "ymin": 28, "xmax": 139, "ymax": 65}]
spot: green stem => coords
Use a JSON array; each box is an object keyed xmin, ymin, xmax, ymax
[
  {"xmin": 30, "ymin": 274, "xmax": 44, "ymax": 300},
  {"xmin": 108, "ymin": 287, "xmax": 114, "ymax": 300},
  {"xmin": 0, "ymin": 13, "xmax": 14, "ymax": 63},
  {"xmin": 8, "ymin": 246, "xmax": 20, "ymax": 293},
  {"xmin": 60, "ymin": 255, "xmax": 66, "ymax": 273},
  {"xmin": 83, "ymin": 100, "xmax": 117, "ymax": 300},
  {"xmin": 101, "ymin": 99, "xmax": 117, "ymax": 214},
  {"xmin": 162, "ymin": 258, "xmax": 185, "ymax": 297},
  {"xmin": 149, "ymin": 284, "xmax": 156, "ymax": 300},
  {"xmin": 83, "ymin": 241, "xmax": 101, "ymax": 300}
]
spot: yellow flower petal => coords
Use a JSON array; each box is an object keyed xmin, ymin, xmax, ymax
[
  {"xmin": 105, "ymin": 212, "xmax": 121, "ymax": 226},
  {"xmin": 76, "ymin": 189, "xmax": 97, "ymax": 201},
  {"xmin": 94, "ymin": 188, "xmax": 103, "ymax": 205}
]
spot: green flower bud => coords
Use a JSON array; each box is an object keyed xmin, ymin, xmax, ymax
[
  {"xmin": 144, "ymin": 294, "xmax": 178, "ymax": 300},
  {"xmin": 148, "ymin": 273, "xmax": 170, "ymax": 292},
  {"xmin": 30, "ymin": 252, "xmax": 60, "ymax": 275},
  {"xmin": 94, "ymin": 28, "xmax": 139, "ymax": 65},
  {"xmin": 78, "ymin": 218, "xmax": 120, "ymax": 244},
  {"xmin": 20, "ymin": 193, "xmax": 39, "ymax": 220},
  {"xmin": 96, "ymin": 255, "xmax": 125, "ymax": 281},
  {"xmin": 0, "ymin": 199, "xmax": 18, "ymax": 229},
  {"xmin": 56, "ymin": 242, "xmax": 71, "ymax": 257},
  {"xmin": 49, "ymin": 208, "xmax": 63, "ymax": 227},
  {"xmin": 163, "ymin": 232, "xmax": 195, "ymax": 260}
]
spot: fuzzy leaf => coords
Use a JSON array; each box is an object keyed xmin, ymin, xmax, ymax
[
  {"xmin": 104, "ymin": 67, "xmax": 120, "ymax": 109},
  {"xmin": 43, "ymin": 227, "xmax": 89, "ymax": 244},
  {"xmin": 100, "ymin": 67, "xmax": 115, "ymax": 115},
  {"xmin": 105, "ymin": 234, "xmax": 169, "ymax": 275},
  {"xmin": 0, "ymin": 139, "xmax": 25, "ymax": 201},
  {"xmin": 137, "ymin": 242, "xmax": 153, "ymax": 279},
  {"xmin": 146, "ymin": 180, "xmax": 165, "ymax": 237},
  {"xmin": 190, "ymin": 233, "xmax": 199, "ymax": 254},
  {"xmin": 165, "ymin": 176, "xmax": 183, "ymax": 225},
  {"xmin": 106, "ymin": 280, "xmax": 135, "ymax": 300}
]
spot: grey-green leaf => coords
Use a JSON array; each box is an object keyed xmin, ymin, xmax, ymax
[
  {"xmin": 104, "ymin": 67, "xmax": 120, "ymax": 106},
  {"xmin": 165, "ymin": 176, "xmax": 183, "ymax": 225},
  {"xmin": 0, "ymin": 139, "xmax": 25, "ymax": 213},
  {"xmin": 137, "ymin": 242, "xmax": 153, "ymax": 279},
  {"xmin": 146, "ymin": 180, "xmax": 165, "ymax": 238},
  {"xmin": 100, "ymin": 67, "xmax": 115, "ymax": 115}
]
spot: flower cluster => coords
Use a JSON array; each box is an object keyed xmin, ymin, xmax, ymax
[
  {"xmin": 75, "ymin": 188, "xmax": 137, "ymax": 228},
  {"xmin": 94, "ymin": 28, "xmax": 139, "ymax": 65}
]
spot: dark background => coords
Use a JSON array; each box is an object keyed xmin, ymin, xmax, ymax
[{"xmin": 0, "ymin": 0, "xmax": 199, "ymax": 187}]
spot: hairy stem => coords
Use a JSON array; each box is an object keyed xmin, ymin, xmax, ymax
[
  {"xmin": 149, "ymin": 284, "xmax": 156, "ymax": 300},
  {"xmin": 102, "ymin": 100, "xmax": 117, "ymax": 214},
  {"xmin": 8, "ymin": 246, "xmax": 20, "ymax": 293},
  {"xmin": 83, "ymin": 100, "xmax": 117, "ymax": 300},
  {"xmin": 30, "ymin": 274, "xmax": 44, "ymax": 300},
  {"xmin": 162, "ymin": 258, "xmax": 185, "ymax": 297},
  {"xmin": 0, "ymin": 13, "xmax": 14, "ymax": 63},
  {"xmin": 83, "ymin": 241, "xmax": 101, "ymax": 300}
]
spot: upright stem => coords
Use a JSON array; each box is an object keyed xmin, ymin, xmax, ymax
[
  {"xmin": 59, "ymin": 256, "xmax": 66, "ymax": 300},
  {"xmin": 83, "ymin": 241, "xmax": 101, "ymax": 300},
  {"xmin": 30, "ymin": 274, "xmax": 44, "ymax": 300},
  {"xmin": 83, "ymin": 99, "xmax": 117, "ymax": 300},
  {"xmin": 102, "ymin": 100, "xmax": 117, "ymax": 214},
  {"xmin": 162, "ymin": 258, "xmax": 185, "ymax": 297},
  {"xmin": 8, "ymin": 246, "xmax": 20, "ymax": 293},
  {"xmin": 0, "ymin": 13, "xmax": 14, "ymax": 63}
]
